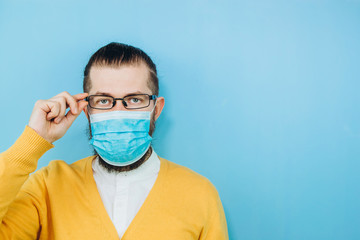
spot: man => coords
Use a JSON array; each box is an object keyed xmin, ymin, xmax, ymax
[{"xmin": 0, "ymin": 43, "xmax": 228, "ymax": 239}]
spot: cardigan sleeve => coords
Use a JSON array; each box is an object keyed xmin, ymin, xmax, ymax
[
  {"xmin": 199, "ymin": 182, "xmax": 229, "ymax": 240},
  {"xmin": 0, "ymin": 126, "xmax": 53, "ymax": 239}
]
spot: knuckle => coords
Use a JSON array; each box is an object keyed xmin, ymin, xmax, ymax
[
  {"xmin": 59, "ymin": 96, "xmax": 66, "ymax": 103},
  {"xmin": 35, "ymin": 99, "xmax": 46, "ymax": 107},
  {"xmin": 52, "ymin": 97, "xmax": 65, "ymax": 105},
  {"xmin": 35, "ymin": 100, "xmax": 43, "ymax": 105}
]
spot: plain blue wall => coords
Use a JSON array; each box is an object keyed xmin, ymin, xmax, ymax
[{"xmin": 1, "ymin": 0, "xmax": 360, "ymax": 239}]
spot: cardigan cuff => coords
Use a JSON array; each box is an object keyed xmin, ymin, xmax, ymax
[{"xmin": 2, "ymin": 126, "xmax": 54, "ymax": 172}]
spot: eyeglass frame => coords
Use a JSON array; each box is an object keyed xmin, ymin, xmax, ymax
[{"xmin": 85, "ymin": 94, "xmax": 158, "ymax": 110}]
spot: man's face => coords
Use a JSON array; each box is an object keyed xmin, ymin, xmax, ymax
[{"xmin": 84, "ymin": 63, "xmax": 165, "ymax": 172}]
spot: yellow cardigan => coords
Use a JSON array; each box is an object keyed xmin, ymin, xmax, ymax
[{"xmin": 0, "ymin": 126, "xmax": 228, "ymax": 239}]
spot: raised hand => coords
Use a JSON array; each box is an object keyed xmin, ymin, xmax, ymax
[{"xmin": 28, "ymin": 92, "xmax": 89, "ymax": 143}]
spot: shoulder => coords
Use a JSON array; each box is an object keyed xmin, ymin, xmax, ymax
[
  {"xmin": 35, "ymin": 156, "xmax": 95, "ymax": 179},
  {"xmin": 160, "ymin": 158, "xmax": 220, "ymax": 199},
  {"xmin": 20, "ymin": 156, "xmax": 95, "ymax": 197},
  {"xmin": 157, "ymin": 158, "xmax": 224, "ymax": 222}
]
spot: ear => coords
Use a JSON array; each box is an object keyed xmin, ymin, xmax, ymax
[{"xmin": 154, "ymin": 97, "xmax": 165, "ymax": 121}]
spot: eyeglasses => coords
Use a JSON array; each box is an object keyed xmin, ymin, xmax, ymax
[{"xmin": 85, "ymin": 94, "xmax": 157, "ymax": 110}]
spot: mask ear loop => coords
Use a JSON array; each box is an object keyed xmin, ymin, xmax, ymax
[{"xmin": 150, "ymin": 99, "xmax": 157, "ymax": 114}]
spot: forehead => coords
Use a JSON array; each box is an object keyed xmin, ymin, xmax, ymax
[{"xmin": 88, "ymin": 63, "xmax": 151, "ymax": 96}]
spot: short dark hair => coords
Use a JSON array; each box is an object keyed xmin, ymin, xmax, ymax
[{"xmin": 83, "ymin": 42, "xmax": 159, "ymax": 95}]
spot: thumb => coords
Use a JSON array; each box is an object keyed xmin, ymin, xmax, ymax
[{"xmin": 63, "ymin": 101, "xmax": 88, "ymax": 128}]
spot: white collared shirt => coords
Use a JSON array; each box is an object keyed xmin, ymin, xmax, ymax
[{"xmin": 92, "ymin": 150, "xmax": 160, "ymax": 238}]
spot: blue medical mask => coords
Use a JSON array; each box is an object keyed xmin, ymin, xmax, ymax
[{"xmin": 89, "ymin": 108, "xmax": 154, "ymax": 166}]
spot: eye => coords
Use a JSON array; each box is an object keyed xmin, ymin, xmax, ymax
[
  {"xmin": 99, "ymin": 99, "xmax": 109, "ymax": 104},
  {"xmin": 124, "ymin": 95, "xmax": 147, "ymax": 108},
  {"xmin": 93, "ymin": 97, "xmax": 113, "ymax": 106},
  {"xmin": 130, "ymin": 97, "xmax": 140, "ymax": 103}
]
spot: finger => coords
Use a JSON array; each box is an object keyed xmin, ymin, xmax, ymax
[
  {"xmin": 72, "ymin": 93, "xmax": 89, "ymax": 114},
  {"xmin": 53, "ymin": 97, "xmax": 67, "ymax": 123},
  {"xmin": 73, "ymin": 93, "xmax": 89, "ymax": 101},
  {"xmin": 55, "ymin": 92, "xmax": 80, "ymax": 115},
  {"xmin": 78, "ymin": 100, "xmax": 89, "ymax": 112},
  {"xmin": 62, "ymin": 92, "xmax": 89, "ymax": 114},
  {"xmin": 45, "ymin": 101, "xmax": 61, "ymax": 121},
  {"xmin": 62, "ymin": 101, "xmax": 88, "ymax": 128}
]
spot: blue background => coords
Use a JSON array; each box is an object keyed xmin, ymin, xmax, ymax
[{"xmin": 1, "ymin": 0, "xmax": 360, "ymax": 239}]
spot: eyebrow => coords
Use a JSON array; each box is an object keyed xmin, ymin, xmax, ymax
[{"xmin": 93, "ymin": 91, "xmax": 147, "ymax": 97}]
